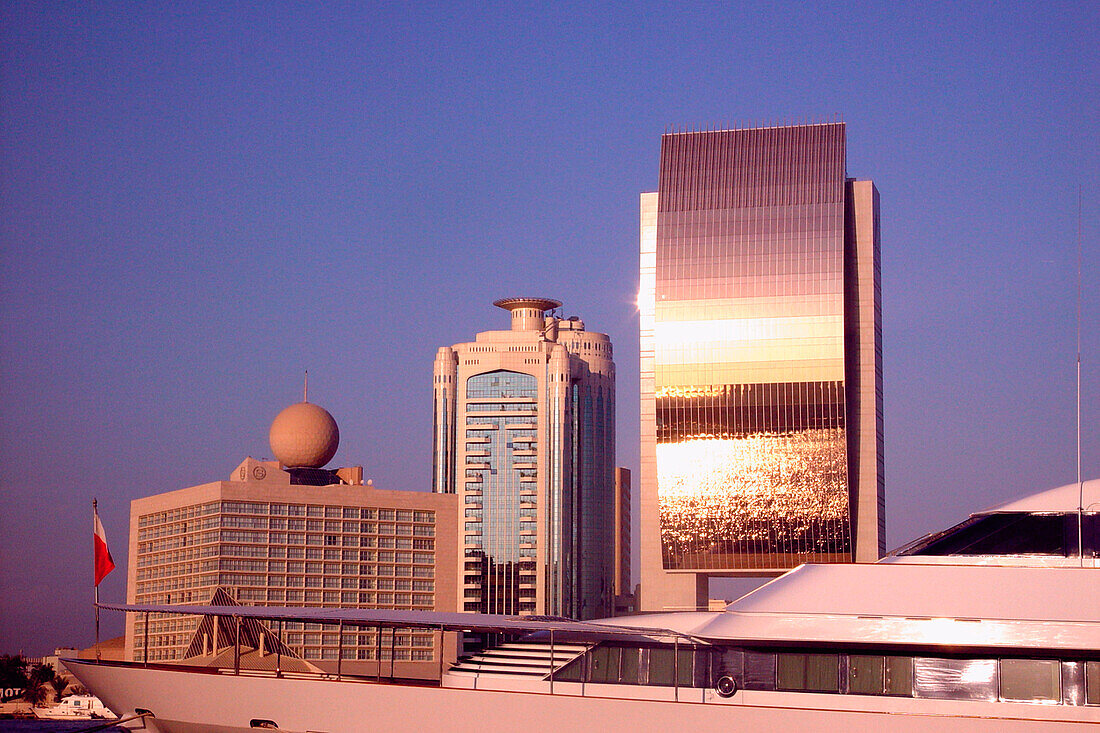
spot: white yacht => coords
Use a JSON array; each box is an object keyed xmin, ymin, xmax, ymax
[{"xmin": 67, "ymin": 480, "xmax": 1100, "ymax": 731}]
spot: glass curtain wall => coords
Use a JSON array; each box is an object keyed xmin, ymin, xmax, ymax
[
  {"xmin": 573, "ymin": 381, "xmax": 615, "ymax": 617},
  {"xmin": 463, "ymin": 371, "xmax": 539, "ymax": 614},
  {"xmin": 655, "ymin": 124, "xmax": 853, "ymax": 570}
]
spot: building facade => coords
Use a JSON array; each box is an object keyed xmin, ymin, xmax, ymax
[
  {"xmin": 433, "ymin": 298, "xmax": 616, "ymax": 620},
  {"xmin": 639, "ymin": 123, "xmax": 884, "ymax": 610},
  {"xmin": 613, "ymin": 467, "xmax": 634, "ymax": 614},
  {"xmin": 126, "ymin": 403, "xmax": 459, "ymax": 679}
]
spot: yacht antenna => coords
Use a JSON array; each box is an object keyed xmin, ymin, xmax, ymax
[{"xmin": 1077, "ymin": 185, "xmax": 1084, "ymax": 566}]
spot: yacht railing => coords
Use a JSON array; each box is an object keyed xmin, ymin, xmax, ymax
[{"xmin": 97, "ymin": 602, "xmax": 707, "ymax": 697}]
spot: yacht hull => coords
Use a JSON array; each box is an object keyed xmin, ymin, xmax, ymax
[{"xmin": 67, "ymin": 659, "xmax": 1096, "ymax": 732}]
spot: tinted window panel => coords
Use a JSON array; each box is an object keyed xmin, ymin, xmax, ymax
[
  {"xmin": 776, "ymin": 653, "xmax": 805, "ymax": 690},
  {"xmin": 1086, "ymin": 661, "xmax": 1100, "ymax": 705},
  {"xmin": 805, "ymin": 654, "xmax": 840, "ymax": 692},
  {"xmin": 591, "ymin": 646, "xmax": 619, "ymax": 684},
  {"xmin": 903, "ymin": 514, "xmax": 1065, "ymax": 556},
  {"xmin": 649, "ymin": 648, "xmax": 675, "ymax": 686},
  {"xmin": 849, "ymin": 655, "xmax": 884, "ymax": 695},
  {"xmin": 743, "ymin": 651, "xmax": 776, "ymax": 691},
  {"xmin": 914, "ymin": 658, "xmax": 997, "ymax": 701},
  {"xmin": 677, "ymin": 649, "xmax": 694, "ymax": 687},
  {"xmin": 554, "ymin": 656, "xmax": 583, "ymax": 682},
  {"xmin": 778, "ymin": 653, "xmax": 839, "ymax": 692},
  {"xmin": 621, "ymin": 647, "xmax": 640, "ymax": 685},
  {"xmin": 1083, "ymin": 514, "xmax": 1099, "ymax": 558},
  {"xmin": 1000, "ymin": 659, "xmax": 1060, "ymax": 702},
  {"xmin": 885, "ymin": 656, "xmax": 914, "ymax": 696}
]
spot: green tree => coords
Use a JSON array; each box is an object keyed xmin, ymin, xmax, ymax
[
  {"xmin": 49, "ymin": 675, "xmax": 68, "ymax": 701},
  {"xmin": 0, "ymin": 655, "xmax": 28, "ymax": 700},
  {"xmin": 23, "ymin": 663, "xmax": 57, "ymax": 705}
]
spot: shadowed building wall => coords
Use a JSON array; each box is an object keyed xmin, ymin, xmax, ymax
[{"xmin": 639, "ymin": 123, "xmax": 883, "ymax": 611}]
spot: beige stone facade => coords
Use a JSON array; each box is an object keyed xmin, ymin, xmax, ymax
[{"xmin": 126, "ymin": 458, "xmax": 458, "ymax": 679}]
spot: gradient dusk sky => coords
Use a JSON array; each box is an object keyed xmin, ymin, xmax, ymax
[{"xmin": 2, "ymin": 2, "xmax": 1098, "ymax": 655}]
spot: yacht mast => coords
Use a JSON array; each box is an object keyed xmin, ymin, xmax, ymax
[{"xmin": 1076, "ymin": 185, "xmax": 1084, "ymax": 567}]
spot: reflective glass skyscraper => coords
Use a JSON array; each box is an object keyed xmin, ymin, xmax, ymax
[
  {"xmin": 433, "ymin": 299, "xmax": 616, "ymax": 620},
  {"xmin": 639, "ymin": 123, "xmax": 883, "ymax": 611}
]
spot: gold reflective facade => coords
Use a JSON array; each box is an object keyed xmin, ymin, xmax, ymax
[{"xmin": 642, "ymin": 123, "xmax": 883, "ymax": 577}]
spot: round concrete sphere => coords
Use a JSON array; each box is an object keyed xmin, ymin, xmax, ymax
[{"xmin": 269, "ymin": 402, "xmax": 340, "ymax": 468}]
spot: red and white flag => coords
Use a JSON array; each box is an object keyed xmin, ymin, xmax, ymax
[{"xmin": 93, "ymin": 503, "xmax": 116, "ymax": 586}]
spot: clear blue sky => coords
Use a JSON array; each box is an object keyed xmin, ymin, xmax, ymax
[{"xmin": 2, "ymin": 1, "xmax": 1097, "ymax": 655}]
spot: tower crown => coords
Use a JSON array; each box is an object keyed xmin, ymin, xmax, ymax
[{"xmin": 492, "ymin": 297, "xmax": 561, "ymax": 332}]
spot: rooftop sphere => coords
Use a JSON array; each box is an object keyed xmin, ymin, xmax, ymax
[{"xmin": 269, "ymin": 402, "xmax": 340, "ymax": 468}]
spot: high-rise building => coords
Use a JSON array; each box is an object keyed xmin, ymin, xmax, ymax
[
  {"xmin": 433, "ymin": 298, "xmax": 616, "ymax": 620},
  {"xmin": 126, "ymin": 401, "xmax": 459, "ymax": 680},
  {"xmin": 613, "ymin": 466, "xmax": 634, "ymax": 614},
  {"xmin": 639, "ymin": 122, "xmax": 884, "ymax": 611}
]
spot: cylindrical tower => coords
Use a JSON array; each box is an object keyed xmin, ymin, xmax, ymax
[
  {"xmin": 433, "ymin": 347, "xmax": 458, "ymax": 494},
  {"xmin": 492, "ymin": 297, "xmax": 562, "ymax": 333}
]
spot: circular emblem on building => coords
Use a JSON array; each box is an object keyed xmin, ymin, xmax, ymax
[{"xmin": 252, "ymin": 465, "xmax": 268, "ymax": 480}]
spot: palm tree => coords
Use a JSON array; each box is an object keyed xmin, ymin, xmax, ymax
[
  {"xmin": 23, "ymin": 663, "xmax": 57, "ymax": 705},
  {"xmin": 22, "ymin": 680, "xmax": 47, "ymax": 706},
  {"xmin": 0, "ymin": 654, "xmax": 28, "ymax": 693},
  {"xmin": 49, "ymin": 675, "xmax": 68, "ymax": 701}
]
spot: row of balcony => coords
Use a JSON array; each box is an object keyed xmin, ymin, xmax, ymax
[{"xmin": 459, "ymin": 471, "xmax": 536, "ymax": 482}]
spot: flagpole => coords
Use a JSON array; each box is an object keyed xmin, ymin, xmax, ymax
[{"xmin": 94, "ymin": 493, "xmax": 101, "ymax": 660}]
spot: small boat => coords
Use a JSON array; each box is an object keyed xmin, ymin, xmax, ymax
[{"xmin": 33, "ymin": 693, "xmax": 117, "ymax": 720}]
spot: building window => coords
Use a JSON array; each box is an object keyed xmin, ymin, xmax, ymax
[{"xmin": 466, "ymin": 371, "xmax": 538, "ymax": 399}]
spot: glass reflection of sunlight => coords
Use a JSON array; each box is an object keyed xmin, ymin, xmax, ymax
[{"xmin": 657, "ymin": 430, "xmax": 852, "ymax": 570}]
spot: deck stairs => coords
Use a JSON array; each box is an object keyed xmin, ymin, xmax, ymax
[{"xmin": 447, "ymin": 640, "xmax": 591, "ymax": 679}]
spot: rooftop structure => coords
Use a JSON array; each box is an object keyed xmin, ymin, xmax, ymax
[{"xmin": 125, "ymin": 400, "xmax": 459, "ymax": 679}]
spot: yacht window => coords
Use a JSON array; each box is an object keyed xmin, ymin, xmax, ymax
[
  {"xmin": 848, "ymin": 655, "xmax": 884, "ymax": 695},
  {"xmin": 648, "ymin": 648, "xmax": 675, "ymax": 686},
  {"xmin": 850, "ymin": 654, "xmax": 913, "ymax": 696},
  {"xmin": 621, "ymin": 647, "xmax": 640, "ymax": 684},
  {"xmin": 743, "ymin": 651, "xmax": 776, "ymax": 691},
  {"xmin": 901, "ymin": 513, "xmax": 1066, "ymax": 556},
  {"xmin": 777, "ymin": 653, "xmax": 839, "ymax": 692},
  {"xmin": 554, "ymin": 645, "xmax": 696, "ymax": 687},
  {"xmin": 1000, "ymin": 659, "xmax": 1060, "ymax": 703},
  {"xmin": 1080, "ymin": 513, "xmax": 1099, "ymax": 558},
  {"xmin": 646, "ymin": 647, "xmax": 694, "ymax": 687},
  {"xmin": 913, "ymin": 658, "xmax": 997, "ymax": 701},
  {"xmin": 885, "ymin": 656, "xmax": 914, "ymax": 696},
  {"xmin": 590, "ymin": 646, "xmax": 620, "ymax": 684},
  {"xmin": 1086, "ymin": 661, "xmax": 1100, "ymax": 705},
  {"xmin": 677, "ymin": 649, "xmax": 694, "ymax": 687}
]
